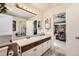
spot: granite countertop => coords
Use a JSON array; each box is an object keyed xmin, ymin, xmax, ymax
[{"xmin": 13, "ymin": 35, "xmax": 51, "ymax": 47}]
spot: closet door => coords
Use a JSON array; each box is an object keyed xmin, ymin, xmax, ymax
[{"xmin": 66, "ymin": 4, "xmax": 79, "ymax": 56}]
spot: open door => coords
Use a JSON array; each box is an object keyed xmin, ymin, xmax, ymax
[{"xmin": 66, "ymin": 4, "xmax": 79, "ymax": 56}]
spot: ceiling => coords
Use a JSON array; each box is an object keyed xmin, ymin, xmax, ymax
[
  {"xmin": 24, "ymin": 3, "xmax": 60, "ymax": 13},
  {"xmin": 6, "ymin": 3, "xmax": 36, "ymax": 19},
  {"xmin": 6, "ymin": 3, "xmax": 60, "ymax": 19},
  {"xmin": 30, "ymin": 3, "xmax": 60, "ymax": 12}
]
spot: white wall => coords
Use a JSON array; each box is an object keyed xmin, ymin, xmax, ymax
[
  {"xmin": 27, "ymin": 9, "xmax": 44, "ymax": 35},
  {"xmin": 42, "ymin": 4, "xmax": 72, "ymax": 49},
  {"xmin": 26, "ymin": 13, "xmax": 44, "ymax": 35}
]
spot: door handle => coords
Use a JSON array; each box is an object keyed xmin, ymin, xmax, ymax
[
  {"xmin": 75, "ymin": 37, "xmax": 79, "ymax": 40},
  {"xmin": 34, "ymin": 49, "xmax": 37, "ymax": 51}
]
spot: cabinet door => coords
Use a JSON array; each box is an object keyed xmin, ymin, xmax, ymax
[
  {"xmin": 47, "ymin": 40, "xmax": 51, "ymax": 49},
  {"xmin": 35, "ymin": 44, "xmax": 43, "ymax": 56},
  {"xmin": 42, "ymin": 41, "xmax": 48, "ymax": 53},
  {"xmin": 0, "ymin": 46, "xmax": 8, "ymax": 56},
  {"xmin": 66, "ymin": 4, "xmax": 79, "ymax": 56}
]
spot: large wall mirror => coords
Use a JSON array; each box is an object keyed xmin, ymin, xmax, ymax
[{"xmin": 13, "ymin": 20, "xmax": 26, "ymax": 37}]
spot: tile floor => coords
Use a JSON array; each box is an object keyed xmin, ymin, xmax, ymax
[{"xmin": 43, "ymin": 48, "xmax": 65, "ymax": 56}]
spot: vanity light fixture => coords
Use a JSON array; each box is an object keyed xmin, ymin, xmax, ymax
[{"xmin": 16, "ymin": 3, "xmax": 37, "ymax": 15}]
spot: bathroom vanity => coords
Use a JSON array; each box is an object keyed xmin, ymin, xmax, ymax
[
  {"xmin": 0, "ymin": 12, "xmax": 51, "ymax": 56},
  {"xmin": 12, "ymin": 35, "xmax": 51, "ymax": 56}
]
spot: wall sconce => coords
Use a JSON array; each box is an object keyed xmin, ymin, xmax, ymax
[{"xmin": 45, "ymin": 18, "xmax": 51, "ymax": 30}]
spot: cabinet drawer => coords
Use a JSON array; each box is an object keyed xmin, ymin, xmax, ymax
[{"xmin": 22, "ymin": 47, "xmax": 35, "ymax": 56}]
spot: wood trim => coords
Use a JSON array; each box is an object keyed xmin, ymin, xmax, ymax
[{"xmin": 21, "ymin": 37, "xmax": 51, "ymax": 53}]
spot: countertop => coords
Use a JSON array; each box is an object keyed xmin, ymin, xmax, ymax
[
  {"xmin": 0, "ymin": 42, "xmax": 13, "ymax": 48},
  {"xmin": 13, "ymin": 35, "xmax": 51, "ymax": 47}
]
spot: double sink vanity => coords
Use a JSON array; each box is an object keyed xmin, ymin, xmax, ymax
[{"xmin": 7, "ymin": 35, "xmax": 51, "ymax": 56}]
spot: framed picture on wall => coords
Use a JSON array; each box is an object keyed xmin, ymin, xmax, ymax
[{"xmin": 13, "ymin": 20, "xmax": 16, "ymax": 31}]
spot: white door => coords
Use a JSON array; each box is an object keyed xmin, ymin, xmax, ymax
[
  {"xmin": 66, "ymin": 4, "xmax": 79, "ymax": 56},
  {"xmin": 0, "ymin": 14, "xmax": 12, "ymax": 35}
]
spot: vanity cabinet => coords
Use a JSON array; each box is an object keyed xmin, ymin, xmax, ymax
[
  {"xmin": 22, "ymin": 44, "xmax": 43, "ymax": 56},
  {"xmin": 0, "ymin": 46, "xmax": 8, "ymax": 56},
  {"xmin": 21, "ymin": 37, "xmax": 51, "ymax": 56}
]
